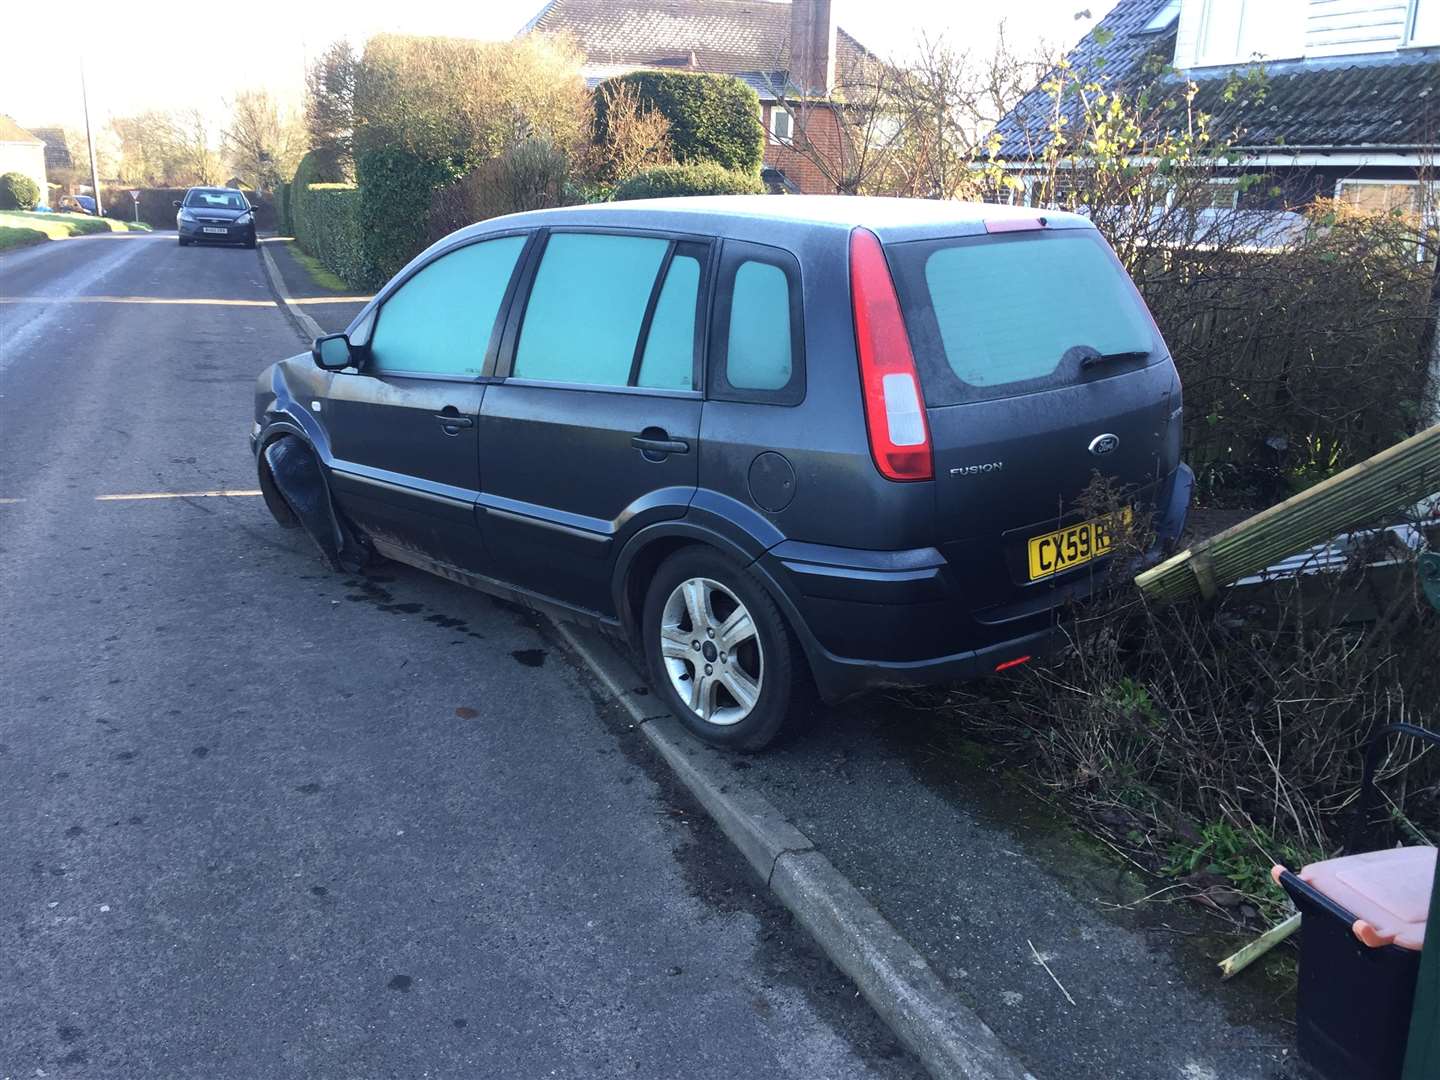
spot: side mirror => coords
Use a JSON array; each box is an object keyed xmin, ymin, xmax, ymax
[
  {"xmin": 313, "ymin": 333, "xmax": 355, "ymax": 371},
  {"xmin": 172, "ymin": 200, "xmax": 182, "ymax": 208}
]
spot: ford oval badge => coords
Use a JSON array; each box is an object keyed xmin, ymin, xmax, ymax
[{"xmin": 1089, "ymin": 433, "xmax": 1120, "ymax": 456}]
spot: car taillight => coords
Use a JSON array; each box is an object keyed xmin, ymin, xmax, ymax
[{"xmin": 850, "ymin": 227, "xmax": 932, "ymax": 482}]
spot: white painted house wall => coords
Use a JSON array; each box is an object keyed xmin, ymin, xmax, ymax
[
  {"xmin": 1174, "ymin": 0, "xmax": 1439, "ymax": 67},
  {"xmin": 0, "ymin": 140, "xmax": 48, "ymax": 208}
]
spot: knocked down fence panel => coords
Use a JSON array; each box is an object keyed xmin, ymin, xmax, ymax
[{"xmin": 1135, "ymin": 425, "xmax": 1440, "ymax": 604}]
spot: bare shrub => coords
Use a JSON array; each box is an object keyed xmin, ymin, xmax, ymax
[
  {"xmin": 921, "ymin": 484, "xmax": 1440, "ymax": 919},
  {"xmin": 425, "ymin": 138, "xmax": 574, "ymax": 244},
  {"xmin": 583, "ymin": 81, "xmax": 673, "ymax": 187},
  {"xmin": 1150, "ymin": 203, "xmax": 1433, "ymax": 504}
]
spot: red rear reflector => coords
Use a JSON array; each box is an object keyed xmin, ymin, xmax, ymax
[
  {"xmin": 849, "ymin": 228, "xmax": 933, "ymax": 482},
  {"xmin": 994, "ymin": 655, "xmax": 1032, "ymax": 672}
]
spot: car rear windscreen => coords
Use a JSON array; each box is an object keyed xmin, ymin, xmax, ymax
[{"xmin": 886, "ymin": 229, "xmax": 1160, "ymax": 406}]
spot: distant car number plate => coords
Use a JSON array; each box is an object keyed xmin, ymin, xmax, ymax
[
  {"xmin": 1027, "ymin": 509, "xmax": 1132, "ymax": 581},
  {"xmin": 202, "ymin": 227, "xmax": 228, "ymax": 234}
]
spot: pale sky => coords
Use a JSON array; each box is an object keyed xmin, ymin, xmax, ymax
[{"xmin": 1, "ymin": 0, "xmax": 1116, "ymax": 132}]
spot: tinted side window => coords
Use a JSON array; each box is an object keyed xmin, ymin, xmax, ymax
[
  {"xmin": 710, "ymin": 241, "xmax": 804, "ymax": 405},
  {"xmin": 513, "ymin": 234, "xmax": 669, "ymax": 386},
  {"xmin": 370, "ymin": 235, "xmax": 527, "ymax": 378},
  {"xmin": 727, "ymin": 262, "xmax": 791, "ymax": 390},
  {"xmin": 637, "ymin": 254, "xmax": 701, "ymax": 390}
]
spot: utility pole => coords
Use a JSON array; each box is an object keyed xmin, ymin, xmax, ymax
[{"xmin": 81, "ymin": 60, "xmax": 103, "ymax": 217}]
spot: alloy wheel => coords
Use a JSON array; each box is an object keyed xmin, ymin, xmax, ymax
[{"xmin": 659, "ymin": 576, "xmax": 764, "ymax": 726}]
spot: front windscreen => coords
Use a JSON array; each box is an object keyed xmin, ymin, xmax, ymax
[
  {"xmin": 886, "ymin": 229, "xmax": 1160, "ymax": 406},
  {"xmin": 185, "ymin": 190, "xmax": 248, "ymax": 210}
]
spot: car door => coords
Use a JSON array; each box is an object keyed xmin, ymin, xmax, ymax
[
  {"xmin": 477, "ymin": 229, "xmax": 710, "ymax": 615},
  {"xmin": 323, "ymin": 232, "xmax": 531, "ymax": 572}
]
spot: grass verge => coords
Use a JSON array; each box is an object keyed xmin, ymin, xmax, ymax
[
  {"xmin": 0, "ymin": 211, "xmax": 151, "ymax": 250},
  {"xmin": 280, "ymin": 239, "xmax": 351, "ymax": 293}
]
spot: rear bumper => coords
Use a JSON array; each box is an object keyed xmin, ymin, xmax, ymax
[{"xmin": 763, "ymin": 463, "xmax": 1194, "ymax": 702}]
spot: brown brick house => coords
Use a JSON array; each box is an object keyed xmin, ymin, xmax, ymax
[{"xmin": 522, "ymin": 0, "xmax": 875, "ymax": 194}]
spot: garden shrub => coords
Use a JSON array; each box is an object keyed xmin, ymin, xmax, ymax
[
  {"xmin": 295, "ymin": 183, "xmax": 368, "ymax": 288},
  {"xmin": 352, "ymin": 33, "xmax": 588, "ymax": 284},
  {"xmin": 356, "ymin": 147, "xmax": 454, "ymax": 284},
  {"xmin": 1139, "ymin": 203, "xmax": 1434, "ymax": 504},
  {"xmin": 425, "ymin": 139, "xmax": 574, "ymax": 245},
  {"xmin": 291, "ymin": 150, "xmax": 371, "ymax": 287},
  {"xmin": 594, "ymin": 72, "xmax": 764, "ymax": 176},
  {"xmin": 922, "ymin": 476, "xmax": 1440, "ymax": 922},
  {"xmin": 277, "ymin": 181, "xmax": 292, "ymax": 235},
  {"xmin": 613, "ymin": 162, "xmax": 764, "ymax": 201},
  {"xmin": 0, "ymin": 172, "xmax": 41, "ymax": 210}
]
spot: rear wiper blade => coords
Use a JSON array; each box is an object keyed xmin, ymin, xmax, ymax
[
  {"xmin": 1063, "ymin": 345, "xmax": 1151, "ymax": 370},
  {"xmin": 1083, "ymin": 350, "xmax": 1150, "ymax": 369}
]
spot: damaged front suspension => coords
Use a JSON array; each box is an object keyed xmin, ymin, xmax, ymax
[{"xmin": 262, "ymin": 436, "xmax": 369, "ymax": 572}]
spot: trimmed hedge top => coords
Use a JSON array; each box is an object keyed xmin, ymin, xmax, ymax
[
  {"xmin": 613, "ymin": 163, "xmax": 765, "ymax": 201},
  {"xmin": 594, "ymin": 72, "xmax": 765, "ymax": 176}
]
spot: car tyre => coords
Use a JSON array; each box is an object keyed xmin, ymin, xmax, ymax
[
  {"xmin": 641, "ymin": 547, "xmax": 806, "ymax": 751},
  {"xmin": 178, "ymin": 237, "xmax": 189, "ymax": 247},
  {"xmin": 244, "ymin": 236, "xmax": 257, "ymax": 249}
]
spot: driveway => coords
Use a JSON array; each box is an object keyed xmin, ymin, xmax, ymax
[{"xmin": 0, "ymin": 232, "xmax": 923, "ymax": 1079}]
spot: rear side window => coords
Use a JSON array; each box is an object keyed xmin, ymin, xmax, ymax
[
  {"xmin": 888, "ymin": 229, "xmax": 1160, "ymax": 405},
  {"xmin": 370, "ymin": 235, "xmax": 527, "ymax": 378},
  {"xmin": 710, "ymin": 241, "xmax": 805, "ymax": 405}
]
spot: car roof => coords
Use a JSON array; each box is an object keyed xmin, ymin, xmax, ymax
[{"xmin": 461, "ymin": 195, "xmax": 1094, "ymax": 246}]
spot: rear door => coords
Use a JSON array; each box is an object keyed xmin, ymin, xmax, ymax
[
  {"xmin": 477, "ymin": 229, "xmax": 710, "ymax": 614},
  {"xmin": 886, "ymin": 226, "xmax": 1180, "ymax": 611},
  {"xmin": 323, "ymin": 233, "xmax": 531, "ymax": 571}
]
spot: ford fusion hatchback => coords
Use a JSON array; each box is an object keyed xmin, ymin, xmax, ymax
[
  {"xmin": 175, "ymin": 187, "xmax": 258, "ymax": 248},
  {"xmin": 251, "ymin": 196, "xmax": 1193, "ymax": 750}
]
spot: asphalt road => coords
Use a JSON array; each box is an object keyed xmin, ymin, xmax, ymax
[{"xmin": 0, "ymin": 233, "xmax": 924, "ymax": 1080}]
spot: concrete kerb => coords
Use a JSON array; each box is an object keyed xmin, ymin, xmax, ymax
[
  {"xmin": 554, "ymin": 620, "xmax": 1037, "ymax": 1080},
  {"xmin": 257, "ymin": 238, "xmax": 324, "ymax": 343}
]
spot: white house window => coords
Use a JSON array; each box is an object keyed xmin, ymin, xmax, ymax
[
  {"xmin": 1407, "ymin": 0, "xmax": 1440, "ymax": 45},
  {"xmin": 768, "ymin": 106, "xmax": 794, "ymax": 145}
]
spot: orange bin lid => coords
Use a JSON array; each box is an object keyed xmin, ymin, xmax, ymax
[{"xmin": 1297, "ymin": 847, "xmax": 1435, "ymax": 951}]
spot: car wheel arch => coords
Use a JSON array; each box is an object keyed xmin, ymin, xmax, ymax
[
  {"xmin": 611, "ymin": 522, "xmax": 821, "ymax": 686},
  {"xmin": 257, "ymin": 429, "xmax": 368, "ymax": 570}
]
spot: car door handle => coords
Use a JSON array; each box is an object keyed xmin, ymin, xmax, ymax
[
  {"xmin": 631, "ymin": 434, "xmax": 690, "ymax": 455},
  {"xmin": 434, "ymin": 412, "xmax": 474, "ymax": 433}
]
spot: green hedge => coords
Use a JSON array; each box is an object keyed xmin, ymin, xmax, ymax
[
  {"xmin": 294, "ymin": 183, "xmax": 368, "ymax": 288},
  {"xmin": 613, "ymin": 163, "xmax": 765, "ymax": 201},
  {"xmin": 355, "ymin": 147, "xmax": 455, "ymax": 286},
  {"xmin": 291, "ymin": 151, "xmax": 370, "ymax": 287},
  {"xmin": 0, "ymin": 172, "xmax": 41, "ymax": 210},
  {"xmin": 594, "ymin": 72, "xmax": 764, "ymax": 176},
  {"xmin": 277, "ymin": 181, "xmax": 293, "ymax": 236},
  {"xmin": 98, "ymin": 186, "xmax": 278, "ymax": 230}
]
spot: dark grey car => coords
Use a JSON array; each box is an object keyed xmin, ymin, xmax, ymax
[
  {"xmin": 176, "ymin": 187, "xmax": 257, "ymax": 248},
  {"xmin": 251, "ymin": 196, "xmax": 1193, "ymax": 749}
]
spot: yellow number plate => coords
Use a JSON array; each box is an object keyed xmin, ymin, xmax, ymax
[{"xmin": 1027, "ymin": 509, "xmax": 1132, "ymax": 581}]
